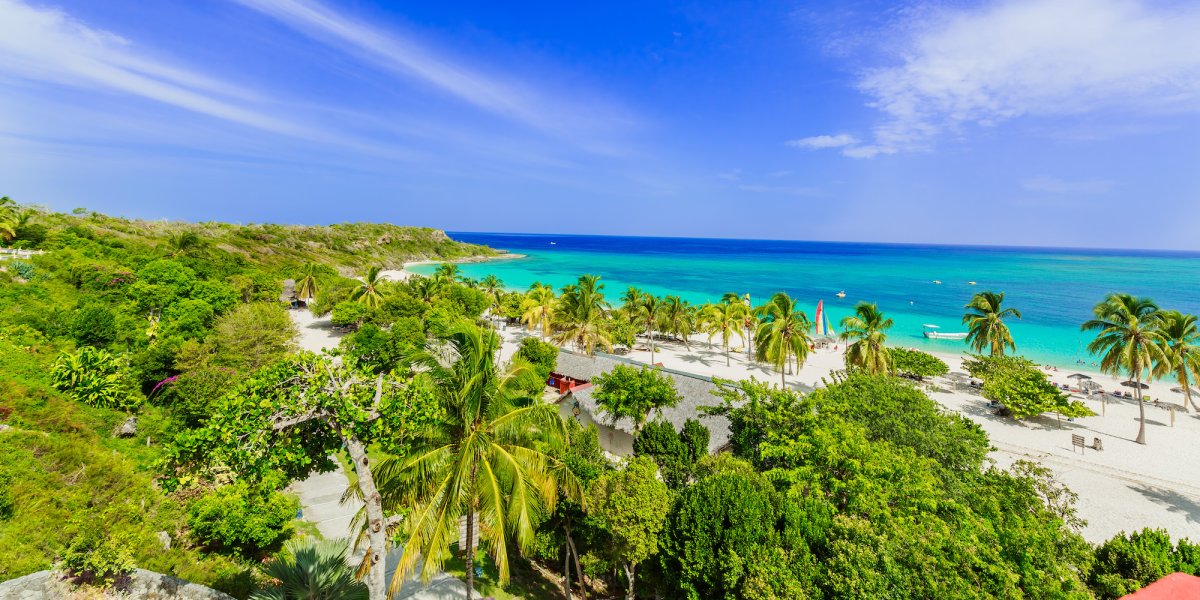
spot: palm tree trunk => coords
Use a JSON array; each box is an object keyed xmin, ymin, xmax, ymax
[
  {"xmin": 649, "ymin": 327, "xmax": 655, "ymax": 364},
  {"xmin": 622, "ymin": 562, "xmax": 636, "ymax": 600},
  {"xmin": 465, "ymin": 465, "xmax": 478, "ymax": 600},
  {"xmin": 344, "ymin": 436, "xmax": 387, "ymax": 600},
  {"xmin": 1181, "ymin": 368, "xmax": 1198, "ymax": 412},
  {"xmin": 725, "ymin": 341, "xmax": 730, "ymax": 367},
  {"xmin": 563, "ymin": 540, "xmax": 572, "ymax": 600},
  {"xmin": 1134, "ymin": 370, "xmax": 1147, "ymax": 445}
]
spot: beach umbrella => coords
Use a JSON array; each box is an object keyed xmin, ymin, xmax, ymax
[
  {"xmin": 1121, "ymin": 380, "xmax": 1150, "ymax": 390},
  {"xmin": 1171, "ymin": 385, "xmax": 1200, "ymax": 395},
  {"xmin": 1067, "ymin": 373, "xmax": 1092, "ymax": 381}
]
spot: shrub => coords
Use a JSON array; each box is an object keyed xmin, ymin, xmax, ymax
[
  {"xmin": 61, "ymin": 528, "xmax": 137, "ymax": 588},
  {"xmin": 9, "ymin": 260, "xmax": 35, "ymax": 280},
  {"xmin": 70, "ymin": 303, "xmax": 118, "ymax": 347},
  {"xmin": 592, "ymin": 365, "xmax": 682, "ymax": 430},
  {"xmin": 330, "ymin": 300, "xmax": 369, "ymax": 327},
  {"xmin": 515, "ymin": 337, "xmax": 558, "ymax": 386},
  {"xmin": 161, "ymin": 299, "xmax": 215, "ymax": 339},
  {"xmin": 187, "ymin": 480, "xmax": 298, "ymax": 560},
  {"xmin": 1089, "ymin": 528, "xmax": 1200, "ymax": 599},
  {"xmin": 51, "ymin": 347, "xmax": 141, "ymax": 411},
  {"xmin": 889, "ymin": 347, "xmax": 948, "ymax": 379}
]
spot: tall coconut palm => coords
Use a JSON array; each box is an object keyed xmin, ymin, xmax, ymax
[
  {"xmin": 703, "ymin": 298, "xmax": 747, "ymax": 367},
  {"xmin": 840, "ymin": 302, "xmax": 894, "ymax": 374},
  {"xmin": 251, "ymin": 538, "xmax": 368, "ymax": 600},
  {"xmin": 296, "ymin": 263, "xmax": 320, "ymax": 302},
  {"xmin": 1155, "ymin": 310, "xmax": 1200, "ymax": 412},
  {"xmin": 754, "ymin": 292, "xmax": 811, "ymax": 387},
  {"xmin": 636, "ymin": 293, "xmax": 664, "ymax": 364},
  {"xmin": 410, "ymin": 275, "xmax": 441, "ymax": 305},
  {"xmin": 374, "ymin": 321, "xmax": 578, "ymax": 600},
  {"xmin": 723, "ymin": 292, "xmax": 755, "ymax": 361},
  {"xmin": 553, "ymin": 276, "xmax": 613, "ymax": 356},
  {"xmin": 1082, "ymin": 293, "xmax": 1166, "ymax": 445},
  {"xmin": 963, "ymin": 291, "xmax": 1022, "ymax": 356},
  {"xmin": 351, "ymin": 266, "xmax": 386, "ymax": 309},
  {"xmin": 620, "ymin": 286, "xmax": 644, "ymax": 314},
  {"xmin": 520, "ymin": 283, "xmax": 557, "ymax": 340},
  {"xmin": 661, "ymin": 296, "xmax": 693, "ymax": 350},
  {"xmin": 433, "ymin": 263, "xmax": 461, "ymax": 284}
]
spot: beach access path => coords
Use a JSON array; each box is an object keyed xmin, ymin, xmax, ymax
[{"xmin": 288, "ymin": 308, "xmax": 477, "ymax": 600}]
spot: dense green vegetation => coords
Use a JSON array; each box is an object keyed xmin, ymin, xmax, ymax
[
  {"xmin": 2, "ymin": 199, "xmax": 1198, "ymax": 600},
  {"xmin": 0, "ymin": 202, "xmax": 492, "ymax": 595}
]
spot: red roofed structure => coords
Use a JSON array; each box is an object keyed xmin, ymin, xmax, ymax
[{"xmin": 1121, "ymin": 573, "xmax": 1200, "ymax": 599}]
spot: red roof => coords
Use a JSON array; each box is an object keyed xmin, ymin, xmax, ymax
[{"xmin": 1122, "ymin": 573, "xmax": 1200, "ymax": 599}]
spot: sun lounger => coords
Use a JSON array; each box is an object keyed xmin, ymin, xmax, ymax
[{"xmin": 1071, "ymin": 434, "xmax": 1086, "ymax": 453}]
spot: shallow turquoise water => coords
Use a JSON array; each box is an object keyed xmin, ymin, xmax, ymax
[{"xmin": 413, "ymin": 233, "xmax": 1200, "ymax": 369}]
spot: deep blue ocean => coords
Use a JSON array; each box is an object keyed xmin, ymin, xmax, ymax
[{"xmin": 411, "ymin": 233, "xmax": 1200, "ymax": 368}]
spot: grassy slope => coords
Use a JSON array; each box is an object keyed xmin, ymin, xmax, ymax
[
  {"xmin": 0, "ymin": 208, "xmax": 495, "ymax": 595},
  {"xmin": 40, "ymin": 210, "xmax": 496, "ymax": 272}
]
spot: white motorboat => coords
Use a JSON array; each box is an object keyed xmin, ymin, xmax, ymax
[{"xmin": 923, "ymin": 324, "xmax": 968, "ymax": 340}]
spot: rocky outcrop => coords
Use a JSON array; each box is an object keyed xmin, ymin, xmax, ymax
[
  {"xmin": 0, "ymin": 569, "xmax": 234, "ymax": 600},
  {"xmin": 113, "ymin": 417, "xmax": 137, "ymax": 438}
]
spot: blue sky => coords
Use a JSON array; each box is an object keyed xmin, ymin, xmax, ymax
[{"xmin": 1, "ymin": 0, "xmax": 1199, "ymax": 249}]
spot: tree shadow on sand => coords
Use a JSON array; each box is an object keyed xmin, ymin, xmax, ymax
[{"xmin": 1128, "ymin": 483, "xmax": 1200, "ymax": 526}]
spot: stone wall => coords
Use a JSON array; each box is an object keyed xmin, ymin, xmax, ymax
[{"xmin": 0, "ymin": 569, "xmax": 234, "ymax": 600}]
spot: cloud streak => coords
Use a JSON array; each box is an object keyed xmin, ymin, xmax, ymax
[
  {"xmin": 830, "ymin": 0, "xmax": 1200, "ymax": 156},
  {"xmin": 232, "ymin": 0, "xmax": 634, "ymax": 143},
  {"xmin": 0, "ymin": 0, "xmax": 306, "ymax": 137},
  {"xmin": 786, "ymin": 133, "xmax": 858, "ymax": 149}
]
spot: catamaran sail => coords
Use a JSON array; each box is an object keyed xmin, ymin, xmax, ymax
[{"xmin": 814, "ymin": 300, "xmax": 825, "ymax": 336}]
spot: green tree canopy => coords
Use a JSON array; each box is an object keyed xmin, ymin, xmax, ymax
[
  {"xmin": 591, "ymin": 364, "xmax": 682, "ymax": 431},
  {"xmin": 585, "ymin": 455, "xmax": 672, "ymax": 600}
]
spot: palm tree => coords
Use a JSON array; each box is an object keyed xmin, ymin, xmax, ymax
[
  {"xmin": 553, "ymin": 276, "xmax": 613, "ymax": 356},
  {"xmin": 374, "ymin": 321, "xmax": 578, "ymax": 600},
  {"xmin": 754, "ymin": 292, "xmax": 811, "ymax": 387},
  {"xmin": 1082, "ymin": 293, "xmax": 1166, "ymax": 445},
  {"xmin": 1155, "ymin": 310, "xmax": 1200, "ymax": 412},
  {"xmin": 166, "ymin": 230, "xmax": 203, "ymax": 257},
  {"xmin": 479, "ymin": 274, "xmax": 504, "ymax": 309},
  {"xmin": 0, "ymin": 197, "xmax": 18, "ymax": 243},
  {"xmin": 840, "ymin": 302, "xmax": 894, "ymax": 374},
  {"xmin": 520, "ymin": 283, "xmax": 556, "ymax": 340},
  {"xmin": 636, "ymin": 293, "xmax": 664, "ymax": 364},
  {"xmin": 661, "ymin": 296, "xmax": 693, "ymax": 350},
  {"xmin": 703, "ymin": 298, "xmax": 747, "ymax": 367},
  {"xmin": 723, "ymin": 292, "xmax": 755, "ymax": 362},
  {"xmin": 251, "ymin": 538, "xmax": 368, "ymax": 600},
  {"xmin": 620, "ymin": 286, "xmax": 644, "ymax": 314},
  {"xmin": 410, "ymin": 275, "xmax": 441, "ymax": 305},
  {"xmin": 350, "ymin": 266, "xmax": 386, "ymax": 309},
  {"xmin": 296, "ymin": 263, "xmax": 320, "ymax": 302},
  {"xmin": 963, "ymin": 291, "xmax": 1022, "ymax": 356},
  {"xmin": 433, "ymin": 263, "xmax": 461, "ymax": 283}
]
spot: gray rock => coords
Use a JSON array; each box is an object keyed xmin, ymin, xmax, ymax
[
  {"xmin": 113, "ymin": 417, "xmax": 137, "ymax": 438},
  {"xmin": 155, "ymin": 531, "xmax": 171, "ymax": 551},
  {"xmin": 0, "ymin": 569, "xmax": 234, "ymax": 600}
]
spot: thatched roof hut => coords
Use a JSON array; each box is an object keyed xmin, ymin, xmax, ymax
[{"xmin": 555, "ymin": 349, "xmax": 733, "ymax": 455}]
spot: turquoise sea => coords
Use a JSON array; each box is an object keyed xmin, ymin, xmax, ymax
[{"xmin": 411, "ymin": 233, "xmax": 1200, "ymax": 369}]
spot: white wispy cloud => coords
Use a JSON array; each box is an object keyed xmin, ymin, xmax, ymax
[
  {"xmin": 837, "ymin": 0, "xmax": 1200, "ymax": 156},
  {"xmin": 1021, "ymin": 176, "xmax": 1115, "ymax": 195},
  {"xmin": 786, "ymin": 133, "xmax": 858, "ymax": 149},
  {"xmin": 231, "ymin": 0, "xmax": 634, "ymax": 143},
  {"xmin": 0, "ymin": 0, "xmax": 305, "ymax": 137}
]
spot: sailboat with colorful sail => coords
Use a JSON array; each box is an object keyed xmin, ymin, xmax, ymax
[{"xmin": 814, "ymin": 300, "xmax": 826, "ymax": 336}]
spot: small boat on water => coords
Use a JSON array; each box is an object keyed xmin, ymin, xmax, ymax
[
  {"xmin": 923, "ymin": 324, "xmax": 968, "ymax": 340},
  {"xmin": 836, "ymin": 290, "xmax": 846, "ymax": 298},
  {"xmin": 968, "ymin": 281, "xmax": 977, "ymax": 285},
  {"xmin": 549, "ymin": 242, "xmax": 557, "ymax": 245},
  {"xmin": 932, "ymin": 280, "xmax": 942, "ymax": 284}
]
